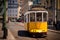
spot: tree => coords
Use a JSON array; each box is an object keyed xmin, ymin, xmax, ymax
[{"xmin": 0, "ymin": 0, "xmax": 8, "ymax": 39}]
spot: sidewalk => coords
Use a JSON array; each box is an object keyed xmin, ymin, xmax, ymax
[
  {"xmin": 48, "ymin": 25, "xmax": 60, "ymax": 34},
  {"xmin": 0, "ymin": 29, "xmax": 16, "ymax": 40},
  {"xmin": 6, "ymin": 29, "xmax": 16, "ymax": 40},
  {"xmin": 0, "ymin": 23, "xmax": 4, "ymax": 40}
]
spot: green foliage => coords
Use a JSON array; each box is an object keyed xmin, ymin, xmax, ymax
[{"xmin": 0, "ymin": 0, "xmax": 4, "ymax": 13}]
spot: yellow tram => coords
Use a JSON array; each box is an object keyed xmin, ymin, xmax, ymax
[{"xmin": 24, "ymin": 10, "xmax": 48, "ymax": 37}]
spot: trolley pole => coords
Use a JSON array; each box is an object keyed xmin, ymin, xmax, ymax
[{"xmin": 2, "ymin": 0, "xmax": 8, "ymax": 39}]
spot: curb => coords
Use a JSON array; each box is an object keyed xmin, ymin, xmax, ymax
[{"xmin": 48, "ymin": 29, "xmax": 60, "ymax": 34}]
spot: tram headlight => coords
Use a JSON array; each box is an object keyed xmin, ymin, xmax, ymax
[
  {"xmin": 30, "ymin": 30, "xmax": 34, "ymax": 32},
  {"xmin": 30, "ymin": 30, "xmax": 42, "ymax": 32},
  {"xmin": 36, "ymin": 30, "xmax": 42, "ymax": 33}
]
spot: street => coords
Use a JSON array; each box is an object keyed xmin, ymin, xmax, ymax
[{"xmin": 7, "ymin": 22, "xmax": 60, "ymax": 40}]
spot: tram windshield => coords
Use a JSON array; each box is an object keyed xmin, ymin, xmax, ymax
[
  {"xmin": 36, "ymin": 12, "xmax": 42, "ymax": 21},
  {"xmin": 24, "ymin": 11, "xmax": 48, "ymax": 22},
  {"xmin": 29, "ymin": 12, "xmax": 47, "ymax": 22},
  {"xmin": 43, "ymin": 13, "xmax": 47, "ymax": 21},
  {"xmin": 30, "ymin": 13, "xmax": 35, "ymax": 22}
]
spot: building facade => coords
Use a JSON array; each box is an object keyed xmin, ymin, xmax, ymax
[
  {"xmin": 29, "ymin": 0, "xmax": 53, "ymax": 9},
  {"xmin": 8, "ymin": 0, "xmax": 18, "ymax": 21},
  {"xmin": 56, "ymin": 0, "xmax": 60, "ymax": 20},
  {"xmin": 18, "ymin": 0, "xmax": 28, "ymax": 16}
]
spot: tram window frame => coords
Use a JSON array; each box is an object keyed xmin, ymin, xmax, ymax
[
  {"xmin": 43, "ymin": 12, "xmax": 47, "ymax": 21},
  {"xmin": 28, "ymin": 14, "xmax": 29, "ymax": 22},
  {"xmin": 26, "ymin": 15, "xmax": 28, "ymax": 23},
  {"xmin": 36, "ymin": 12, "xmax": 42, "ymax": 22},
  {"xmin": 30, "ymin": 13, "xmax": 35, "ymax": 22}
]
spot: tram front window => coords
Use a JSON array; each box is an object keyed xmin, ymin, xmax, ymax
[
  {"xmin": 43, "ymin": 13, "xmax": 47, "ymax": 21},
  {"xmin": 30, "ymin": 13, "xmax": 35, "ymax": 22},
  {"xmin": 36, "ymin": 13, "xmax": 42, "ymax": 21}
]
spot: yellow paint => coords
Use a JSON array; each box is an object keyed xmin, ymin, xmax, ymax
[
  {"xmin": 25, "ymin": 22, "xmax": 48, "ymax": 33},
  {"xmin": 24, "ymin": 23, "xmax": 27, "ymax": 30}
]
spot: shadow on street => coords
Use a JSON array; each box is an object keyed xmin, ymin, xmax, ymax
[
  {"xmin": 18, "ymin": 30, "xmax": 46, "ymax": 38},
  {"xmin": 18, "ymin": 30, "xmax": 29, "ymax": 37}
]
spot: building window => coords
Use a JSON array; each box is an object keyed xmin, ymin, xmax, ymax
[
  {"xmin": 11, "ymin": 1, "xmax": 13, "ymax": 4},
  {"xmin": 13, "ymin": 10, "xmax": 14, "ymax": 13},
  {"xmin": 8, "ymin": 10, "xmax": 9, "ymax": 13},
  {"xmin": 16, "ymin": 14, "xmax": 17, "ymax": 16},
  {"xmin": 15, "ymin": 0, "xmax": 17, "ymax": 2},
  {"xmin": 20, "ymin": 1, "xmax": 23, "ymax": 6},
  {"xmin": 33, "ymin": 0, "xmax": 41, "ymax": 5},
  {"xmin": 10, "ymin": 9, "xmax": 11, "ymax": 12},
  {"xmin": 16, "ymin": 10, "xmax": 17, "ymax": 12},
  {"xmin": 10, "ymin": 14, "xmax": 11, "ymax": 16},
  {"xmin": 38, "ymin": 0, "xmax": 41, "ymax": 4},
  {"xmin": 13, "ymin": 1, "xmax": 14, "ymax": 3},
  {"xmin": 8, "ymin": 1, "xmax": 10, "ymax": 3}
]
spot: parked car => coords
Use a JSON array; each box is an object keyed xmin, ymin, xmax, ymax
[
  {"xmin": 17, "ymin": 19, "xmax": 22, "ymax": 22},
  {"xmin": 17, "ymin": 18, "xmax": 22, "ymax": 22},
  {"xmin": 11, "ymin": 19, "xmax": 16, "ymax": 22}
]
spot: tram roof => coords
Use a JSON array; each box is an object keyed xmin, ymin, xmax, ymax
[{"xmin": 24, "ymin": 11, "xmax": 48, "ymax": 15}]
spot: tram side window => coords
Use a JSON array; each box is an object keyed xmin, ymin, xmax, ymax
[
  {"xmin": 43, "ymin": 13, "xmax": 47, "ymax": 21},
  {"xmin": 30, "ymin": 13, "xmax": 35, "ymax": 22},
  {"xmin": 37, "ymin": 13, "xmax": 42, "ymax": 21},
  {"xmin": 28, "ymin": 14, "xmax": 29, "ymax": 22},
  {"xmin": 26, "ymin": 15, "xmax": 28, "ymax": 22},
  {"xmin": 25, "ymin": 15, "xmax": 29, "ymax": 22},
  {"xmin": 24, "ymin": 16, "xmax": 26, "ymax": 22}
]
